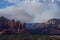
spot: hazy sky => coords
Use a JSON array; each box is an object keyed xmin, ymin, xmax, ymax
[{"xmin": 0, "ymin": 0, "xmax": 60, "ymax": 23}]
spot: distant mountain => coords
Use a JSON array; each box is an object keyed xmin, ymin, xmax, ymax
[
  {"xmin": 0, "ymin": 16, "xmax": 9, "ymax": 22},
  {"xmin": 0, "ymin": 16, "xmax": 31, "ymax": 34},
  {"xmin": 28, "ymin": 18, "xmax": 60, "ymax": 35},
  {"xmin": 0, "ymin": 16, "xmax": 60, "ymax": 35}
]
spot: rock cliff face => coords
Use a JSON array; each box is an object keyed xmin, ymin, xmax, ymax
[
  {"xmin": 31, "ymin": 18, "xmax": 60, "ymax": 35},
  {"xmin": 0, "ymin": 16, "xmax": 31, "ymax": 34},
  {"xmin": 0, "ymin": 16, "xmax": 60, "ymax": 35}
]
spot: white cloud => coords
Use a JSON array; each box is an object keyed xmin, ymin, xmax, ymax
[
  {"xmin": 32, "ymin": 2, "xmax": 60, "ymax": 23},
  {"xmin": 23, "ymin": 1, "xmax": 44, "ymax": 16},
  {"xmin": 0, "ymin": 6, "xmax": 33, "ymax": 23},
  {"xmin": 0, "ymin": 0, "xmax": 60, "ymax": 23},
  {"xmin": 8, "ymin": 0, "xmax": 18, "ymax": 3}
]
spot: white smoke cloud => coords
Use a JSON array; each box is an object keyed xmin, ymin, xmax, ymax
[
  {"xmin": 0, "ymin": 0, "xmax": 60, "ymax": 23},
  {"xmin": 32, "ymin": 2, "xmax": 59, "ymax": 23},
  {"xmin": 7, "ymin": 0, "xmax": 18, "ymax": 3},
  {"xmin": 0, "ymin": 6, "xmax": 33, "ymax": 23}
]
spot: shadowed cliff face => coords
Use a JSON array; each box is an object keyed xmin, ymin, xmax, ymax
[
  {"xmin": 30, "ymin": 18, "xmax": 60, "ymax": 35},
  {"xmin": 0, "ymin": 16, "xmax": 31, "ymax": 34},
  {"xmin": 0, "ymin": 16, "xmax": 60, "ymax": 35}
]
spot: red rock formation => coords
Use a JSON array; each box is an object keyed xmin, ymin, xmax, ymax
[
  {"xmin": 57, "ymin": 24, "xmax": 60, "ymax": 28},
  {"xmin": 15, "ymin": 21, "xmax": 22, "ymax": 33},
  {"xmin": 8, "ymin": 20, "xmax": 15, "ymax": 29},
  {"xmin": 21, "ymin": 22, "xmax": 26, "ymax": 32},
  {"xmin": 0, "ymin": 16, "xmax": 32, "ymax": 34}
]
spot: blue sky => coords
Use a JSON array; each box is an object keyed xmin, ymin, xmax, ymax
[
  {"xmin": 0, "ymin": 0, "xmax": 59, "ymax": 9},
  {"xmin": 0, "ymin": 0, "xmax": 15, "ymax": 9},
  {"xmin": 0, "ymin": 0, "xmax": 60, "ymax": 23}
]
